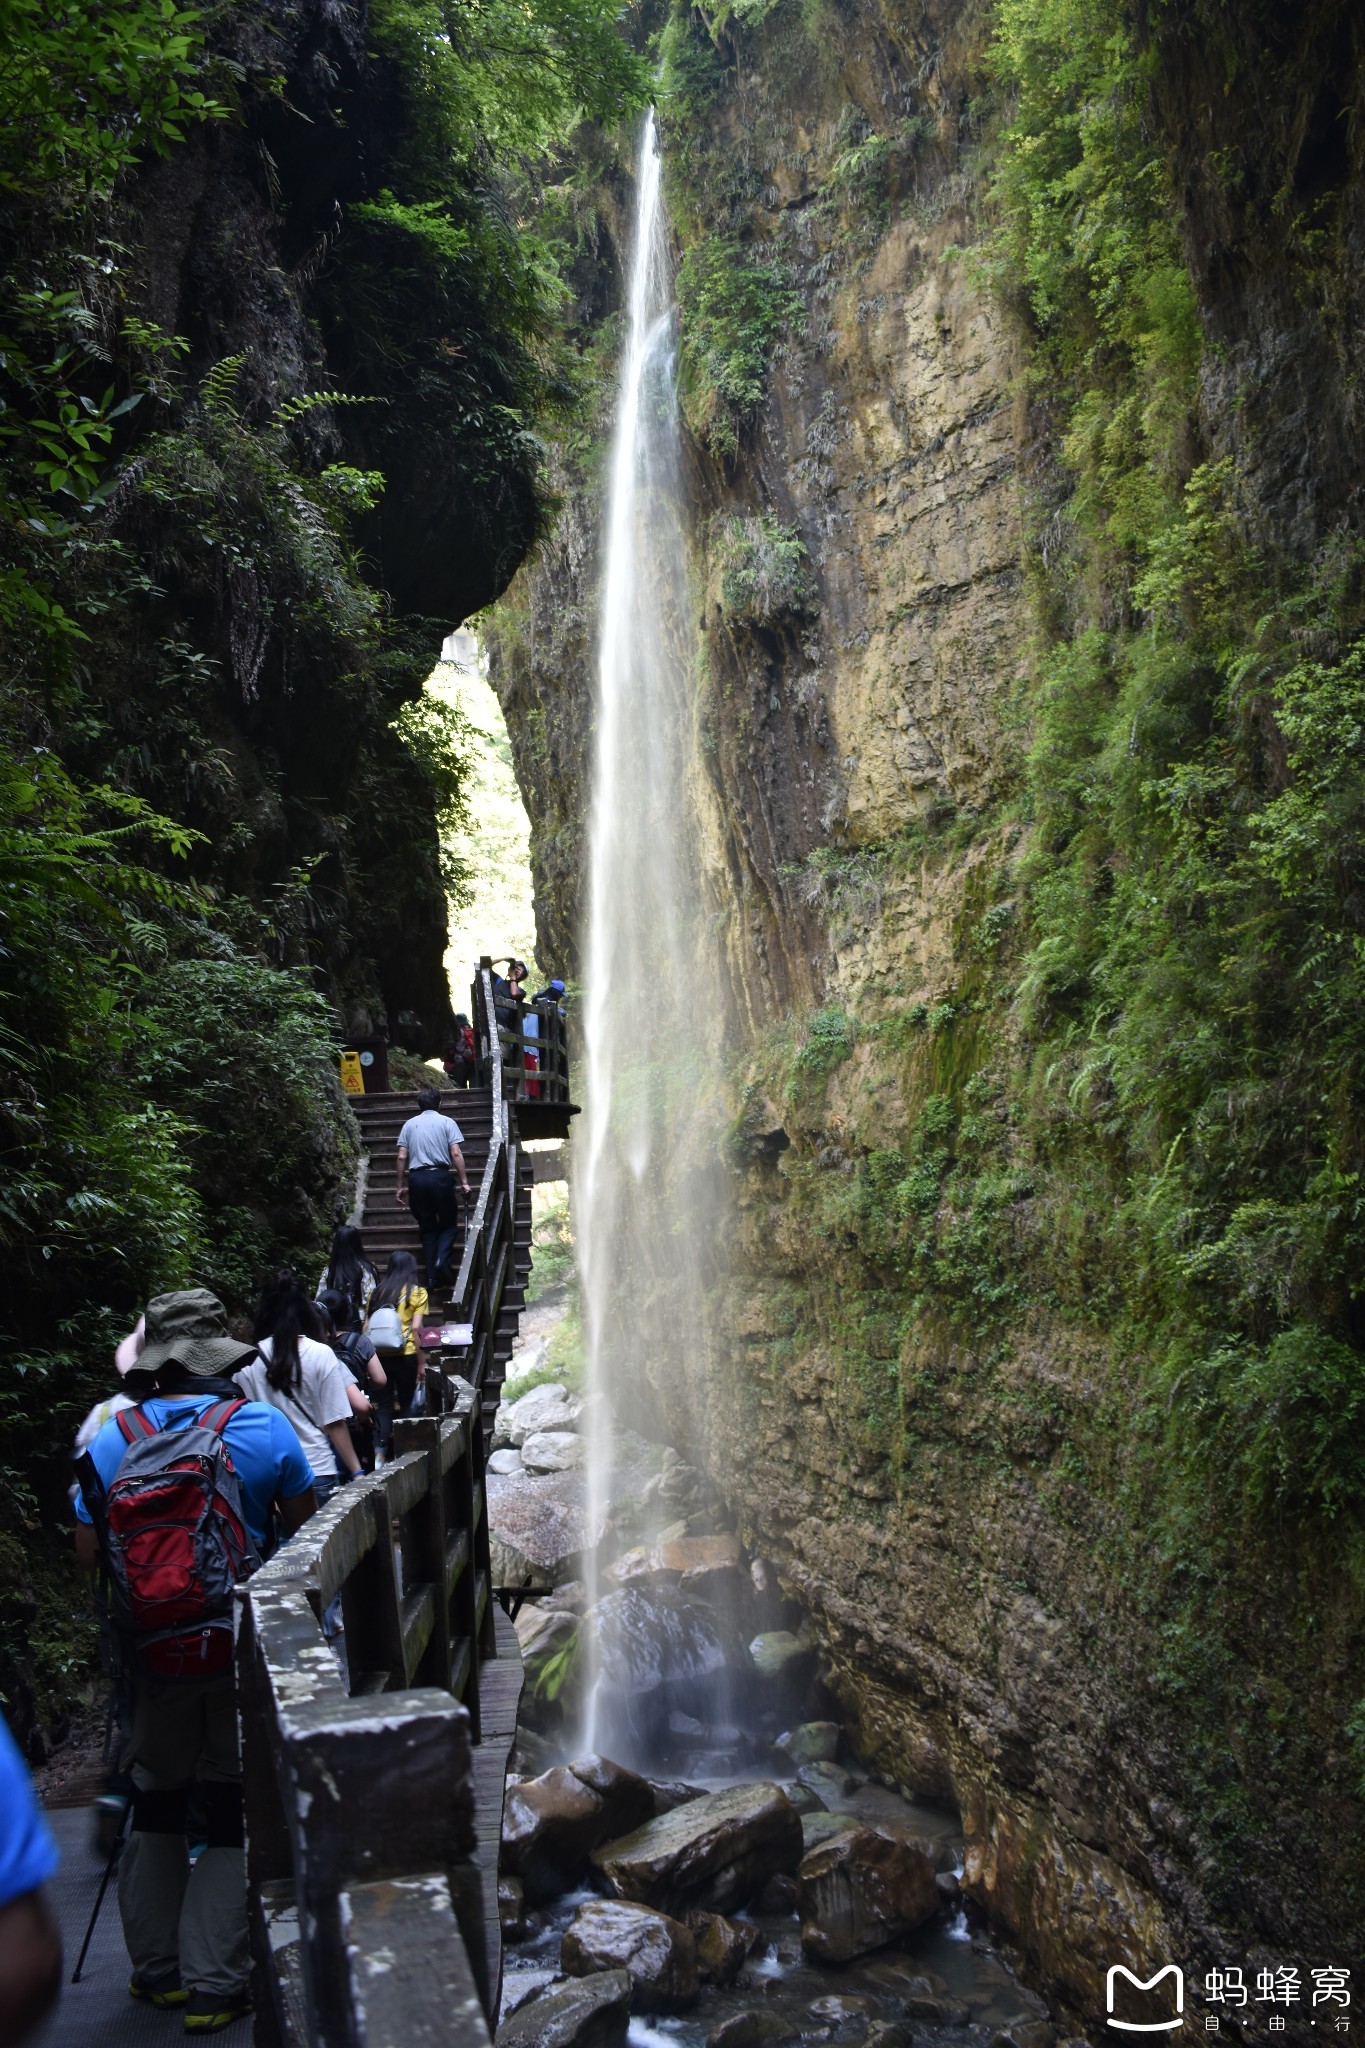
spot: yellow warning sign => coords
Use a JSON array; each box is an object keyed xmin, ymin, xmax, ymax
[{"xmin": 339, "ymin": 1050, "xmax": 365, "ymax": 1095}]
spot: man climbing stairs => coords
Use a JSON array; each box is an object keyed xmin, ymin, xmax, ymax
[{"xmin": 349, "ymin": 1086, "xmax": 535, "ymax": 1446}]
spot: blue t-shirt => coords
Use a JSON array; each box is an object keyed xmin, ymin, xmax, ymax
[
  {"xmin": 0, "ymin": 1715, "xmax": 58, "ymax": 1908},
  {"xmin": 74, "ymin": 1394, "xmax": 314, "ymax": 1551}
]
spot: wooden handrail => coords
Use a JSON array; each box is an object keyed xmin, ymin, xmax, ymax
[{"xmin": 238, "ymin": 1382, "xmax": 497, "ymax": 2047}]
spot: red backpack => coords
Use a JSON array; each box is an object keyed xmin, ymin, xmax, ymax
[{"xmin": 80, "ymin": 1400, "xmax": 259, "ymax": 1681}]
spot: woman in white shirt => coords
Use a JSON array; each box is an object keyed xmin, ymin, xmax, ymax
[{"xmin": 236, "ymin": 1271, "xmax": 362, "ymax": 1502}]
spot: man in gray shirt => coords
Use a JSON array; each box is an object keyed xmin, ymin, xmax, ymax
[{"xmin": 396, "ymin": 1086, "xmax": 473, "ymax": 1289}]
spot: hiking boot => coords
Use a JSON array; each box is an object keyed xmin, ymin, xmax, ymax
[
  {"xmin": 184, "ymin": 1986, "xmax": 252, "ymax": 2033},
  {"xmin": 129, "ymin": 1968, "xmax": 188, "ymax": 2007}
]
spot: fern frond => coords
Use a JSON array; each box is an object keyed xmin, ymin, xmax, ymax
[
  {"xmin": 201, "ymin": 353, "xmax": 246, "ymax": 418},
  {"xmin": 270, "ymin": 390, "xmax": 387, "ymax": 427}
]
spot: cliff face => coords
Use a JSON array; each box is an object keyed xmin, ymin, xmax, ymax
[{"xmin": 492, "ymin": 0, "xmax": 1365, "ymax": 2022}]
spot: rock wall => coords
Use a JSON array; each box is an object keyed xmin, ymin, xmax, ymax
[{"xmin": 491, "ymin": 0, "xmax": 1365, "ymax": 2025}]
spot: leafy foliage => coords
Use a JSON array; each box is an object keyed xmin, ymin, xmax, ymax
[
  {"xmin": 714, "ymin": 513, "xmax": 815, "ymax": 626},
  {"xmin": 676, "ymin": 238, "xmax": 802, "ymax": 458}
]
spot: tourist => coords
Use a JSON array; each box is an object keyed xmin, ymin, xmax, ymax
[
  {"xmin": 73, "ymin": 1289, "xmax": 316, "ymax": 2035},
  {"xmin": 441, "ymin": 1014, "xmax": 477, "ymax": 1088},
  {"xmin": 0, "ymin": 1713, "xmax": 61, "ymax": 2045},
  {"xmin": 395, "ymin": 1085, "xmax": 471, "ymax": 1288},
  {"xmin": 235, "ymin": 1272, "xmax": 363, "ymax": 1503},
  {"xmin": 319, "ymin": 1225, "xmax": 376, "ymax": 1330},
  {"xmin": 316, "ymin": 1289, "xmax": 384, "ymax": 1469},
  {"xmin": 365, "ymin": 1250, "xmax": 428, "ymax": 1423}
]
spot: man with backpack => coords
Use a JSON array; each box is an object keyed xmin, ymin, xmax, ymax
[{"xmin": 74, "ymin": 1289, "xmax": 317, "ymax": 2035}]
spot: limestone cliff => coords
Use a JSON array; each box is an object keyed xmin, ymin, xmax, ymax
[{"xmin": 491, "ymin": 0, "xmax": 1365, "ymax": 2023}]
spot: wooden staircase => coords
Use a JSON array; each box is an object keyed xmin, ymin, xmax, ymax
[{"xmin": 349, "ymin": 1083, "xmax": 534, "ymax": 1446}]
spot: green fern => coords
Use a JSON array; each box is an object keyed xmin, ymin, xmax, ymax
[
  {"xmin": 200, "ymin": 352, "xmax": 246, "ymax": 418},
  {"xmin": 271, "ymin": 389, "xmax": 386, "ymax": 428}
]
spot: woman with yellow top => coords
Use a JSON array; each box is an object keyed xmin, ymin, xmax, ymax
[{"xmin": 366, "ymin": 1250, "xmax": 428, "ymax": 1437}]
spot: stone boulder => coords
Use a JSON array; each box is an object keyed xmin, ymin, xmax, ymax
[
  {"xmin": 578, "ymin": 1584, "xmax": 756, "ymax": 1742},
  {"xmin": 561, "ymin": 1900, "xmax": 698, "ymax": 2012},
  {"xmin": 798, "ymin": 1824, "xmax": 939, "ymax": 1964},
  {"xmin": 489, "ymin": 1464, "xmax": 596, "ymax": 1592},
  {"xmin": 592, "ymin": 1780, "xmax": 802, "ymax": 1916},
  {"xmin": 522, "ymin": 1430, "xmax": 585, "ymax": 1474},
  {"xmin": 489, "ymin": 1447, "xmax": 525, "ymax": 1476},
  {"xmin": 514, "ymin": 1607, "xmax": 579, "ymax": 1703},
  {"xmin": 706, "ymin": 2014, "xmax": 798, "ymax": 2048},
  {"xmin": 801, "ymin": 1811, "xmax": 860, "ymax": 1856},
  {"xmin": 682, "ymin": 1910, "xmax": 764, "ymax": 1986},
  {"xmin": 502, "ymin": 1766, "xmax": 607, "ymax": 1904},
  {"xmin": 773, "ymin": 1721, "xmax": 840, "ymax": 1767},
  {"xmin": 568, "ymin": 1756, "xmax": 655, "ymax": 1843},
  {"xmin": 495, "ymin": 1381, "xmax": 584, "ymax": 1449},
  {"xmin": 495, "ymin": 1969, "xmax": 632, "ymax": 2048},
  {"xmin": 748, "ymin": 1632, "xmax": 812, "ymax": 1682}
]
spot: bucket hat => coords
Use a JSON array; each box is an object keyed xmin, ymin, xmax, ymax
[{"xmin": 137, "ymin": 1289, "xmax": 257, "ymax": 1378}]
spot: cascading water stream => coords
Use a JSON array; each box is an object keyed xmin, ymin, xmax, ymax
[{"xmin": 576, "ymin": 110, "xmax": 709, "ymax": 1758}]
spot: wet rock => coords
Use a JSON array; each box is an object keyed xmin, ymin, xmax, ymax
[
  {"xmin": 707, "ymin": 2012, "xmax": 799, "ymax": 2048},
  {"xmin": 490, "ymin": 1447, "xmax": 526, "ymax": 1476},
  {"xmin": 578, "ymin": 1584, "xmax": 754, "ymax": 1734},
  {"xmin": 500, "ymin": 1970, "xmax": 561, "ymax": 2023},
  {"xmin": 495, "ymin": 1968, "xmax": 632, "ymax": 2048},
  {"xmin": 502, "ymin": 1765, "xmax": 606, "ymax": 1903},
  {"xmin": 809, "ymin": 1996, "xmax": 872, "ymax": 2026},
  {"xmin": 787, "ymin": 1781, "xmax": 827, "ymax": 1817},
  {"xmin": 863, "ymin": 2027, "xmax": 914, "ymax": 2048},
  {"xmin": 592, "ymin": 1780, "xmax": 803, "ymax": 1916},
  {"xmin": 568, "ymin": 1756, "xmax": 656, "ymax": 1842},
  {"xmin": 682, "ymin": 1909, "xmax": 765, "ymax": 1986},
  {"xmin": 603, "ymin": 1546, "xmax": 654, "ymax": 1587},
  {"xmin": 935, "ymin": 1870, "xmax": 962, "ymax": 1907},
  {"xmin": 649, "ymin": 1778, "xmax": 707, "ymax": 1816},
  {"xmin": 511, "ymin": 1727, "xmax": 558, "ymax": 1776},
  {"xmin": 547, "ymin": 1581, "xmax": 588, "ymax": 1612},
  {"xmin": 796, "ymin": 1761, "xmax": 860, "ymax": 1807},
  {"xmin": 748, "ymin": 1631, "xmax": 811, "ymax": 1682},
  {"xmin": 561, "ymin": 1900, "xmax": 698, "ymax": 2013},
  {"xmin": 752, "ymin": 1872, "xmax": 799, "ymax": 1913},
  {"xmin": 499, "ymin": 1875, "xmax": 527, "ymax": 1940},
  {"xmin": 774, "ymin": 1721, "xmax": 840, "ymax": 1767},
  {"xmin": 801, "ymin": 1811, "xmax": 860, "ymax": 1855},
  {"xmin": 513, "ymin": 1606, "xmax": 579, "ymax": 1701},
  {"xmin": 522, "ymin": 1430, "xmax": 586, "ymax": 1474},
  {"xmin": 989, "ymin": 2024, "xmax": 1054, "ymax": 2048},
  {"xmin": 798, "ymin": 1824, "xmax": 939, "ymax": 1964},
  {"xmin": 905, "ymin": 1997, "xmax": 969, "ymax": 2028}
]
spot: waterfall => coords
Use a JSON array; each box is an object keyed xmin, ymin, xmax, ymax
[{"xmin": 576, "ymin": 111, "xmax": 714, "ymax": 1758}]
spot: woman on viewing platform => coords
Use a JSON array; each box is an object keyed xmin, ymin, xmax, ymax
[
  {"xmin": 320, "ymin": 1223, "xmax": 376, "ymax": 1329},
  {"xmin": 366, "ymin": 1250, "xmax": 427, "ymax": 1425},
  {"xmin": 235, "ymin": 1270, "xmax": 363, "ymax": 1502}
]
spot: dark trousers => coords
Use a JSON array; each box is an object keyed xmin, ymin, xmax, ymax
[{"xmin": 407, "ymin": 1166, "xmax": 460, "ymax": 1285}]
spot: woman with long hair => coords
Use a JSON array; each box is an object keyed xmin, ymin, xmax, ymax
[
  {"xmin": 365, "ymin": 1249, "xmax": 427, "ymax": 1433},
  {"xmin": 235, "ymin": 1270, "xmax": 362, "ymax": 1499},
  {"xmin": 320, "ymin": 1224, "xmax": 377, "ymax": 1332}
]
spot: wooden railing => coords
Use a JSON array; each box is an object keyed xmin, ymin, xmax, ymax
[
  {"xmin": 238, "ymin": 1377, "xmax": 497, "ymax": 2048},
  {"xmin": 443, "ymin": 962, "xmax": 519, "ymax": 1398},
  {"xmin": 476, "ymin": 958, "xmax": 570, "ymax": 1106}
]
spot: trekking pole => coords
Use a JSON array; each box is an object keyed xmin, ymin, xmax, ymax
[{"xmin": 71, "ymin": 1795, "xmax": 131, "ymax": 1983}]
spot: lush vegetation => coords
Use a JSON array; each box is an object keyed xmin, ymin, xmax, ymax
[{"xmin": 0, "ymin": 0, "xmax": 645, "ymax": 1745}]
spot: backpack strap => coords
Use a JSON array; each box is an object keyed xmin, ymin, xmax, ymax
[
  {"xmin": 199, "ymin": 1399, "xmax": 246, "ymax": 1438},
  {"xmin": 115, "ymin": 1406, "xmax": 158, "ymax": 1445}
]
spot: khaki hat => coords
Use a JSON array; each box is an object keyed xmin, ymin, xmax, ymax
[{"xmin": 138, "ymin": 1290, "xmax": 257, "ymax": 1378}]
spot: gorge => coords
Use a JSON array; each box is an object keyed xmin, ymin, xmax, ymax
[
  {"xmin": 488, "ymin": 0, "xmax": 1365, "ymax": 2025},
  {"xmin": 3, "ymin": 0, "xmax": 1364, "ymax": 2039}
]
